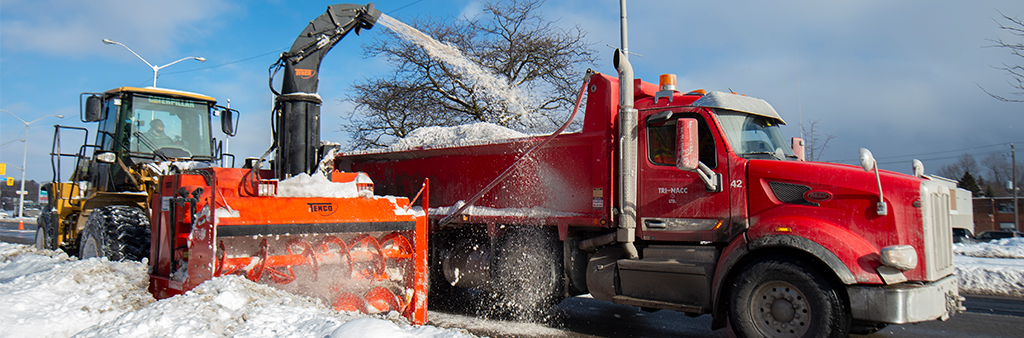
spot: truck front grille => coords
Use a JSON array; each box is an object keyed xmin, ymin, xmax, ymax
[{"xmin": 920, "ymin": 181, "xmax": 955, "ymax": 281}]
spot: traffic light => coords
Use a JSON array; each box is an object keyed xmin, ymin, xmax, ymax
[
  {"xmin": 5, "ymin": 177, "xmax": 12, "ymax": 186},
  {"xmin": 0, "ymin": 163, "xmax": 5, "ymax": 175}
]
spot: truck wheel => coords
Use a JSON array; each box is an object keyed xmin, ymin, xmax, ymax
[
  {"xmin": 491, "ymin": 226, "xmax": 564, "ymax": 320},
  {"xmin": 78, "ymin": 205, "xmax": 151, "ymax": 261},
  {"xmin": 729, "ymin": 256, "xmax": 849, "ymax": 338},
  {"xmin": 35, "ymin": 208, "xmax": 55, "ymax": 250}
]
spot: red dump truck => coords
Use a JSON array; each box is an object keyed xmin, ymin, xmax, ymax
[{"xmin": 335, "ymin": 52, "xmax": 961, "ymax": 337}]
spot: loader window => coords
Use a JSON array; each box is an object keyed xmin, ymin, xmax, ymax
[
  {"xmin": 127, "ymin": 95, "xmax": 212, "ymax": 158},
  {"xmin": 647, "ymin": 113, "xmax": 716, "ymax": 168}
]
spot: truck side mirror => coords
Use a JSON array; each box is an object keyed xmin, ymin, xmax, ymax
[
  {"xmin": 791, "ymin": 137, "xmax": 805, "ymax": 161},
  {"xmin": 219, "ymin": 107, "xmax": 238, "ymax": 136},
  {"xmin": 84, "ymin": 95, "xmax": 103, "ymax": 122},
  {"xmin": 675, "ymin": 118, "xmax": 699, "ymax": 171}
]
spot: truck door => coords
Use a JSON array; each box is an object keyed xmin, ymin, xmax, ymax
[{"xmin": 638, "ymin": 111, "xmax": 731, "ymax": 243}]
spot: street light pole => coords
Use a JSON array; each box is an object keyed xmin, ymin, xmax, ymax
[
  {"xmin": 2, "ymin": 109, "xmax": 64, "ymax": 219},
  {"xmin": 102, "ymin": 39, "xmax": 206, "ymax": 87}
]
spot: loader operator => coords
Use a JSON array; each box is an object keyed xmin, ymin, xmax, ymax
[{"xmin": 142, "ymin": 119, "xmax": 175, "ymax": 150}]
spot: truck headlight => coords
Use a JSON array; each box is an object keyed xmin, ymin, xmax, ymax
[{"xmin": 880, "ymin": 245, "xmax": 918, "ymax": 271}]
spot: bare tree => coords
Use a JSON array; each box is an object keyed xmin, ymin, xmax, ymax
[
  {"xmin": 980, "ymin": 151, "xmax": 1024, "ymax": 197},
  {"xmin": 344, "ymin": 0, "xmax": 598, "ymax": 149},
  {"xmin": 938, "ymin": 153, "xmax": 980, "ymax": 180},
  {"xmin": 800, "ymin": 119, "xmax": 835, "ymax": 161},
  {"xmin": 982, "ymin": 12, "xmax": 1024, "ymax": 102}
]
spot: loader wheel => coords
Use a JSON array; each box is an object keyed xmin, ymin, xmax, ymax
[
  {"xmin": 78, "ymin": 205, "xmax": 151, "ymax": 261},
  {"xmin": 490, "ymin": 226, "xmax": 564, "ymax": 321},
  {"xmin": 35, "ymin": 208, "xmax": 56, "ymax": 250},
  {"xmin": 729, "ymin": 256, "xmax": 849, "ymax": 338}
]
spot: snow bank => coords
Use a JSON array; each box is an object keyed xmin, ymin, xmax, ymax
[
  {"xmin": 956, "ymin": 256, "xmax": 1024, "ymax": 297},
  {"xmin": 954, "ymin": 239, "xmax": 1024, "ymax": 297},
  {"xmin": 75, "ymin": 275, "xmax": 468, "ymax": 338},
  {"xmin": 387, "ymin": 122, "xmax": 531, "ymax": 151},
  {"xmin": 0, "ymin": 244, "xmax": 154, "ymax": 338},
  {"xmin": 955, "ymin": 237, "xmax": 1024, "ymax": 259},
  {"xmin": 0, "ymin": 243, "xmax": 474, "ymax": 338}
]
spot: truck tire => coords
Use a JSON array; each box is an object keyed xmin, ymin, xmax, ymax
[
  {"xmin": 35, "ymin": 208, "xmax": 55, "ymax": 250},
  {"xmin": 427, "ymin": 232, "xmax": 488, "ymax": 315},
  {"xmin": 490, "ymin": 226, "xmax": 564, "ymax": 320},
  {"xmin": 729, "ymin": 256, "xmax": 849, "ymax": 338},
  {"xmin": 78, "ymin": 205, "xmax": 151, "ymax": 261}
]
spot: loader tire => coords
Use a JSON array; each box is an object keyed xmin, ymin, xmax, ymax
[
  {"xmin": 490, "ymin": 226, "xmax": 564, "ymax": 321},
  {"xmin": 729, "ymin": 256, "xmax": 850, "ymax": 338},
  {"xmin": 78, "ymin": 205, "xmax": 151, "ymax": 261},
  {"xmin": 35, "ymin": 208, "xmax": 56, "ymax": 250}
]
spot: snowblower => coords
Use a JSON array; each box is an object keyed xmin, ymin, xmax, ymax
[{"xmin": 144, "ymin": 3, "xmax": 429, "ymax": 324}]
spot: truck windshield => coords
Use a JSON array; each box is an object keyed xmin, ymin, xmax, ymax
[
  {"xmin": 716, "ymin": 110, "xmax": 796, "ymax": 160},
  {"xmin": 128, "ymin": 95, "xmax": 212, "ymax": 158}
]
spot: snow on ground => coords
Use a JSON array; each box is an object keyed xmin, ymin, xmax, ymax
[
  {"xmin": 955, "ymin": 237, "xmax": 1024, "ymax": 259},
  {"xmin": 5, "ymin": 238, "xmax": 1024, "ymax": 338},
  {"xmin": 955, "ymin": 238, "xmax": 1024, "ymax": 297},
  {"xmin": 0, "ymin": 243, "xmax": 474, "ymax": 338}
]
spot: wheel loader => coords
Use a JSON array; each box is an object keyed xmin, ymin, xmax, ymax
[{"xmin": 37, "ymin": 3, "xmax": 428, "ymax": 324}]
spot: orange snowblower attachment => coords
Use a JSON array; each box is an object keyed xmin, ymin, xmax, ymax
[{"xmin": 148, "ymin": 167, "xmax": 428, "ymax": 324}]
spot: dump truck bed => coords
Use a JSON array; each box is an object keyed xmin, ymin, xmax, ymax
[{"xmin": 335, "ymin": 74, "xmax": 631, "ymax": 230}]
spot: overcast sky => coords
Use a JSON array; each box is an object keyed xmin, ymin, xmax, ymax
[{"xmin": 2, "ymin": 0, "xmax": 1023, "ymax": 184}]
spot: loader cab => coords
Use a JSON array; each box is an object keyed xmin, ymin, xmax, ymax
[{"xmin": 78, "ymin": 87, "xmax": 236, "ymax": 192}]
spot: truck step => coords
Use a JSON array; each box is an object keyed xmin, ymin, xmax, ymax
[
  {"xmin": 642, "ymin": 245, "xmax": 718, "ymax": 263},
  {"xmin": 612, "ymin": 295, "xmax": 704, "ymax": 315},
  {"xmin": 617, "ymin": 259, "xmax": 709, "ymax": 275}
]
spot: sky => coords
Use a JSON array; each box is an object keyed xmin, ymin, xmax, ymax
[{"xmin": 2, "ymin": 0, "xmax": 1024, "ymax": 185}]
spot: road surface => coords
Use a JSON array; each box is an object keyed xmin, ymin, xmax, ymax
[
  {"xmin": 427, "ymin": 293, "xmax": 1024, "ymax": 337},
  {"xmin": 0, "ymin": 219, "xmax": 34, "ymax": 245}
]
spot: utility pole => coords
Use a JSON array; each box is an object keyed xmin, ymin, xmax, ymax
[{"xmin": 1014, "ymin": 143, "xmax": 1019, "ymax": 231}]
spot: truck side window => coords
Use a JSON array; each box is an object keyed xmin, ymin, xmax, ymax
[{"xmin": 647, "ymin": 113, "xmax": 716, "ymax": 168}]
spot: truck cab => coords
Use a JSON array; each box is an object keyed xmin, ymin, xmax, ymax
[{"xmin": 627, "ymin": 78, "xmax": 959, "ymax": 334}]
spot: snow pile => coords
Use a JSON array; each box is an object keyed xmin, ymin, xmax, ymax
[
  {"xmin": 954, "ymin": 239, "xmax": 1024, "ymax": 297},
  {"xmin": 0, "ymin": 243, "xmax": 475, "ymax": 338},
  {"xmin": 277, "ymin": 172, "xmax": 363, "ymax": 198},
  {"xmin": 0, "ymin": 244, "xmax": 154, "ymax": 338},
  {"xmin": 387, "ymin": 122, "xmax": 531, "ymax": 151},
  {"xmin": 76, "ymin": 275, "xmax": 468, "ymax": 338},
  {"xmin": 956, "ymin": 256, "xmax": 1024, "ymax": 297},
  {"xmin": 955, "ymin": 237, "xmax": 1024, "ymax": 259},
  {"xmin": 433, "ymin": 201, "xmax": 582, "ymax": 219}
]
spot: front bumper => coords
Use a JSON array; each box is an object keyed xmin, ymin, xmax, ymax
[{"xmin": 847, "ymin": 274, "xmax": 962, "ymax": 324}]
